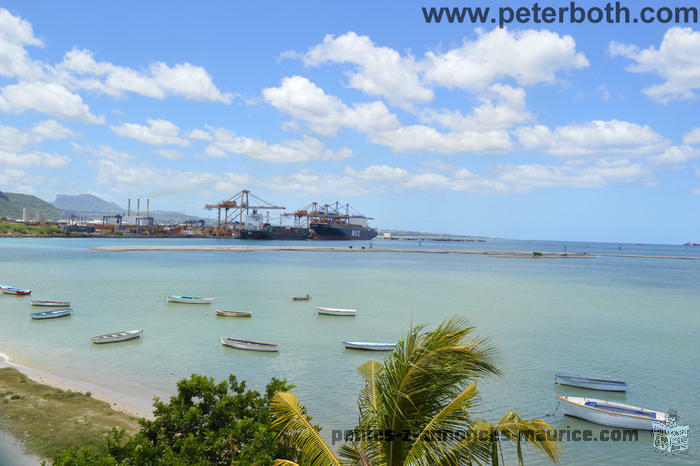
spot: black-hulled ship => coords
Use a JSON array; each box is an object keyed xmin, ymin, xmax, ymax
[
  {"xmin": 239, "ymin": 224, "xmax": 310, "ymax": 240},
  {"xmin": 310, "ymin": 222, "xmax": 377, "ymax": 240},
  {"xmin": 238, "ymin": 209, "xmax": 310, "ymax": 240},
  {"xmin": 284, "ymin": 202, "xmax": 377, "ymax": 241}
]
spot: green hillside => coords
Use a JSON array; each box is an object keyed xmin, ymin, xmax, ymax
[{"xmin": 0, "ymin": 193, "xmax": 69, "ymax": 221}]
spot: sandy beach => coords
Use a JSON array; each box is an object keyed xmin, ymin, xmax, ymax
[
  {"xmin": 90, "ymin": 244, "xmax": 700, "ymax": 260},
  {"xmin": 0, "ymin": 352, "xmax": 156, "ymax": 420}
]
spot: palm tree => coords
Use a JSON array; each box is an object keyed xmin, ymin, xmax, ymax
[{"xmin": 271, "ymin": 318, "xmax": 560, "ymax": 465}]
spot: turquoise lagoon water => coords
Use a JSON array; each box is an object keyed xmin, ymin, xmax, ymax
[{"xmin": 0, "ymin": 237, "xmax": 698, "ymax": 464}]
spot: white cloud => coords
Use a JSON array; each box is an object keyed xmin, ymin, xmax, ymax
[
  {"xmin": 154, "ymin": 148, "xmax": 185, "ymax": 160},
  {"xmin": 32, "ymin": 120, "xmax": 76, "ymax": 139},
  {"xmin": 0, "ymin": 125, "xmax": 35, "ymax": 152},
  {"xmin": 57, "ymin": 48, "xmax": 233, "ymax": 103},
  {"xmin": 0, "ymin": 150, "xmax": 70, "ymax": 169},
  {"xmin": 72, "ymin": 143, "xmax": 134, "ymax": 162},
  {"xmin": 610, "ymin": 27, "xmax": 700, "ymax": 103},
  {"xmin": 0, "ymin": 81, "xmax": 104, "ymax": 123},
  {"xmin": 94, "ymin": 159, "xmax": 217, "ymax": 196},
  {"xmin": 0, "ymin": 8, "xmax": 45, "ymax": 81},
  {"xmin": 683, "ymin": 127, "xmax": 700, "ymax": 146},
  {"xmin": 648, "ymin": 145, "xmax": 700, "ymax": 166},
  {"xmin": 205, "ymin": 128, "xmax": 352, "ymax": 162},
  {"xmin": 422, "ymin": 28, "xmax": 588, "ymax": 90},
  {"xmin": 421, "ymin": 84, "xmax": 531, "ymax": 131},
  {"xmin": 297, "ymin": 31, "xmax": 433, "ymax": 109},
  {"xmin": 597, "ymin": 84, "xmax": 611, "ymax": 101},
  {"xmin": 186, "ymin": 128, "xmax": 212, "ymax": 141},
  {"xmin": 516, "ymin": 120, "xmax": 669, "ymax": 158},
  {"xmin": 369, "ymin": 125, "xmax": 512, "ymax": 154},
  {"xmin": 110, "ymin": 119, "xmax": 190, "ymax": 147}
]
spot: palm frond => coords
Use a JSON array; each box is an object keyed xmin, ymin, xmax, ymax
[
  {"xmin": 273, "ymin": 461, "xmax": 300, "ymax": 466},
  {"xmin": 403, "ymin": 381, "xmax": 479, "ymax": 464},
  {"xmin": 271, "ymin": 392, "xmax": 340, "ymax": 466},
  {"xmin": 493, "ymin": 411, "xmax": 560, "ymax": 464}
]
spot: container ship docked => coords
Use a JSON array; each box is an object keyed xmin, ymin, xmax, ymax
[{"xmin": 205, "ymin": 191, "xmax": 376, "ymax": 240}]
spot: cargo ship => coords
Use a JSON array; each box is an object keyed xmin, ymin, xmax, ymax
[
  {"xmin": 284, "ymin": 202, "xmax": 377, "ymax": 241},
  {"xmin": 237, "ymin": 209, "xmax": 309, "ymax": 240}
]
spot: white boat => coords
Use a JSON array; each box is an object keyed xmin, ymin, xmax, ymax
[
  {"xmin": 291, "ymin": 295, "xmax": 311, "ymax": 301},
  {"xmin": 343, "ymin": 341, "xmax": 396, "ymax": 351},
  {"xmin": 557, "ymin": 396, "xmax": 668, "ymax": 430},
  {"xmin": 316, "ymin": 306, "xmax": 356, "ymax": 316},
  {"xmin": 31, "ymin": 308, "xmax": 73, "ymax": 319},
  {"xmin": 166, "ymin": 294, "xmax": 214, "ymax": 304},
  {"xmin": 30, "ymin": 299, "xmax": 71, "ymax": 307},
  {"xmin": 216, "ymin": 309, "xmax": 252, "ymax": 317},
  {"xmin": 1, "ymin": 286, "xmax": 31, "ymax": 296},
  {"xmin": 555, "ymin": 373, "xmax": 627, "ymax": 391},
  {"xmin": 91, "ymin": 328, "xmax": 143, "ymax": 344},
  {"xmin": 220, "ymin": 337, "xmax": 278, "ymax": 352}
]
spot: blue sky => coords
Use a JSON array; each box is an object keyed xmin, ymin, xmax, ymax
[{"xmin": 0, "ymin": 1, "xmax": 698, "ymax": 243}]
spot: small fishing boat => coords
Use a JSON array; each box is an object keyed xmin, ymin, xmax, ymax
[
  {"xmin": 555, "ymin": 373, "xmax": 627, "ymax": 392},
  {"xmin": 1, "ymin": 286, "xmax": 31, "ymax": 296},
  {"xmin": 166, "ymin": 294, "xmax": 214, "ymax": 304},
  {"xmin": 91, "ymin": 328, "xmax": 143, "ymax": 344},
  {"xmin": 291, "ymin": 294, "xmax": 311, "ymax": 301},
  {"xmin": 220, "ymin": 337, "xmax": 278, "ymax": 352},
  {"xmin": 343, "ymin": 341, "xmax": 396, "ymax": 351},
  {"xmin": 316, "ymin": 306, "xmax": 356, "ymax": 316},
  {"xmin": 557, "ymin": 396, "xmax": 668, "ymax": 430},
  {"xmin": 30, "ymin": 299, "xmax": 71, "ymax": 307},
  {"xmin": 216, "ymin": 309, "xmax": 252, "ymax": 317},
  {"xmin": 31, "ymin": 308, "xmax": 73, "ymax": 319}
]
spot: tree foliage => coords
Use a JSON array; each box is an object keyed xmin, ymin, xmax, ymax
[{"xmin": 53, "ymin": 374, "xmax": 300, "ymax": 465}]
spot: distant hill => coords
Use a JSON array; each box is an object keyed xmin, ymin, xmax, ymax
[
  {"xmin": 53, "ymin": 194, "xmax": 124, "ymax": 214},
  {"xmin": 0, "ymin": 193, "xmax": 69, "ymax": 221}
]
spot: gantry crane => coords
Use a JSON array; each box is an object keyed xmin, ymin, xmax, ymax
[{"xmin": 205, "ymin": 190, "xmax": 285, "ymax": 236}]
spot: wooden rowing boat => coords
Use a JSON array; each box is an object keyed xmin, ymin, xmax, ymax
[
  {"xmin": 557, "ymin": 396, "xmax": 667, "ymax": 430},
  {"xmin": 216, "ymin": 309, "xmax": 252, "ymax": 317},
  {"xmin": 166, "ymin": 294, "xmax": 214, "ymax": 304},
  {"xmin": 31, "ymin": 308, "xmax": 73, "ymax": 319},
  {"xmin": 30, "ymin": 299, "xmax": 71, "ymax": 307},
  {"xmin": 316, "ymin": 306, "xmax": 356, "ymax": 316},
  {"xmin": 291, "ymin": 294, "xmax": 311, "ymax": 301},
  {"xmin": 343, "ymin": 341, "xmax": 396, "ymax": 351},
  {"xmin": 1, "ymin": 286, "xmax": 31, "ymax": 296},
  {"xmin": 91, "ymin": 328, "xmax": 143, "ymax": 344},
  {"xmin": 555, "ymin": 373, "xmax": 627, "ymax": 391},
  {"xmin": 220, "ymin": 337, "xmax": 278, "ymax": 352}
]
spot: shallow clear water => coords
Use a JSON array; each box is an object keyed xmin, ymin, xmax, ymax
[{"xmin": 0, "ymin": 237, "xmax": 698, "ymax": 464}]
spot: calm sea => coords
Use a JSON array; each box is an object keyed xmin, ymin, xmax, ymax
[{"xmin": 0, "ymin": 237, "xmax": 698, "ymax": 464}]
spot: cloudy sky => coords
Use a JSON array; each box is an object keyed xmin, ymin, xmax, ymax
[{"xmin": 0, "ymin": 1, "xmax": 698, "ymax": 242}]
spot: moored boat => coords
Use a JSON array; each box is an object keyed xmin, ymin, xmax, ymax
[
  {"xmin": 91, "ymin": 328, "xmax": 143, "ymax": 344},
  {"xmin": 31, "ymin": 308, "xmax": 73, "ymax": 319},
  {"xmin": 557, "ymin": 395, "xmax": 667, "ymax": 430},
  {"xmin": 555, "ymin": 373, "xmax": 628, "ymax": 391},
  {"xmin": 343, "ymin": 341, "xmax": 396, "ymax": 351},
  {"xmin": 30, "ymin": 299, "xmax": 71, "ymax": 307},
  {"xmin": 216, "ymin": 309, "xmax": 252, "ymax": 317},
  {"xmin": 316, "ymin": 306, "xmax": 356, "ymax": 316},
  {"xmin": 1, "ymin": 286, "xmax": 31, "ymax": 296},
  {"xmin": 220, "ymin": 337, "xmax": 278, "ymax": 352},
  {"xmin": 166, "ymin": 294, "xmax": 214, "ymax": 304},
  {"xmin": 291, "ymin": 294, "xmax": 310, "ymax": 301}
]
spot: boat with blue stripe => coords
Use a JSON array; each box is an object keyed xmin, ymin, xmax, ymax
[
  {"xmin": 555, "ymin": 373, "xmax": 627, "ymax": 391},
  {"xmin": 30, "ymin": 308, "xmax": 73, "ymax": 319}
]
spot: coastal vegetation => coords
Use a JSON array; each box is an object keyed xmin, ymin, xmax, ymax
[
  {"xmin": 270, "ymin": 318, "xmax": 560, "ymax": 465},
  {"xmin": 0, "ymin": 368, "xmax": 140, "ymax": 460},
  {"xmin": 0, "ymin": 222, "xmax": 68, "ymax": 236}
]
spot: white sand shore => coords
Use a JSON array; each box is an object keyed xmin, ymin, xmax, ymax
[
  {"xmin": 0, "ymin": 430, "xmax": 42, "ymax": 466},
  {"xmin": 0, "ymin": 352, "xmax": 156, "ymax": 420}
]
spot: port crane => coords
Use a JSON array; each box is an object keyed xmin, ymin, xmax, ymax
[
  {"xmin": 282, "ymin": 202, "xmax": 372, "ymax": 228},
  {"xmin": 205, "ymin": 190, "xmax": 284, "ymax": 236}
]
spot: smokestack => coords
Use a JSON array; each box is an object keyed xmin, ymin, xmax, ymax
[
  {"xmin": 147, "ymin": 199, "xmax": 150, "ymax": 217},
  {"xmin": 137, "ymin": 198, "xmax": 140, "ymax": 217},
  {"xmin": 128, "ymin": 198, "xmax": 131, "ymax": 216}
]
